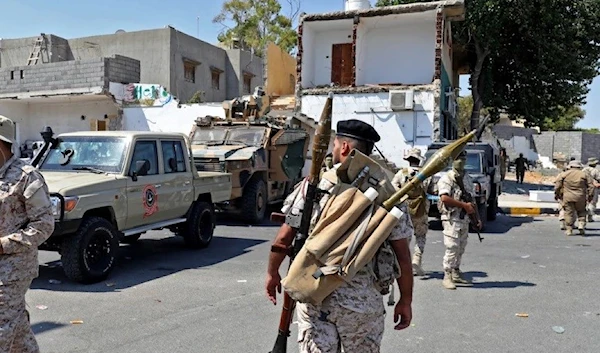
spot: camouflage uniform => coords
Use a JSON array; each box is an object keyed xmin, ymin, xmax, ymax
[
  {"xmin": 437, "ymin": 169, "xmax": 475, "ymax": 286},
  {"xmin": 0, "ymin": 117, "xmax": 55, "ymax": 353},
  {"xmin": 282, "ymin": 164, "xmax": 414, "ymax": 353},
  {"xmin": 391, "ymin": 151, "xmax": 430, "ymax": 277},
  {"xmin": 582, "ymin": 158, "xmax": 600, "ymax": 222}
]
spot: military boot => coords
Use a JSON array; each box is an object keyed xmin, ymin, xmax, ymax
[
  {"xmin": 412, "ymin": 252, "xmax": 425, "ymax": 277},
  {"xmin": 452, "ymin": 269, "xmax": 472, "ymax": 285},
  {"xmin": 560, "ymin": 221, "xmax": 566, "ymax": 230},
  {"xmin": 442, "ymin": 270, "xmax": 456, "ymax": 290},
  {"xmin": 588, "ymin": 215, "xmax": 595, "ymax": 223},
  {"xmin": 566, "ymin": 227, "xmax": 573, "ymax": 236}
]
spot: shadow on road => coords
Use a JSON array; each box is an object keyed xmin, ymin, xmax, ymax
[
  {"xmin": 428, "ymin": 215, "xmax": 536, "ymax": 235},
  {"xmin": 31, "ymin": 321, "xmax": 68, "ymax": 335},
  {"xmin": 32, "ymin": 235, "xmax": 266, "ymax": 293},
  {"xmin": 215, "ymin": 205, "xmax": 283, "ymax": 228},
  {"xmin": 420, "ymin": 271, "xmax": 536, "ymax": 289}
]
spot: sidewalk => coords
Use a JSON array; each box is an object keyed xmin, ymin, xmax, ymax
[{"xmin": 499, "ymin": 175, "xmax": 599, "ymax": 216}]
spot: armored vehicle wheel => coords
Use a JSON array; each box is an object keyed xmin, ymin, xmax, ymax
[
  {"xmin": 121, "ymin": 234, "xmax": 141, "ymax": 244},
  {"xmin": 61, "ymin": 217, "xmax": 119, "ymax": 284},
  {"xmin": 183, "ymin": 201, "xmax": 215, "ymax": 248},
  {"xmin": 242, "ymin": 178, "xmax": 267, "ymax": 223}
]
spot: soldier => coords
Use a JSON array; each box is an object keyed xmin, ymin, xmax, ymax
[
  {"xmin": 582, "ymin": 157, "xmax": 600, "ymax": 222},
  {"xmin": 515, "ymin": 153, "xmax": 528, "ymax": 184},
  {"xmin": 499, "ymin": 148, "xmax": 507, "ymax": 181},
  {"xmin": 555, "ymin": 160, "xmax": 595, "ymax": 236},
  {"xmin": 0, "ymin": 115, "xmax": 54, "ymax": 353},
  {"xmin": 266, "ymin": 119, "xmax": 414, "ymax": 352},
  {"xmin": 392, "ymin": 148, "xmax": 430, "ymax": 276},
  {"xmin": 320, "ymin": 153, "xmax": 334, "ymax": 178},
  {"xmin": 437, "ymin": 151, "xmax": 482, "ymax": 290}
]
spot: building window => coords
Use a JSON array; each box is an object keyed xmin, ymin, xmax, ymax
[
  {"xmin": 211, "ymin": 67, "xmax": 223, "ymax": 90},
  {"xmin": 243, "ymin": 73, "xmax": 254, "ymax": 94},
  {"xmin": 183, "ymin": 59, "xmax": 198, "ymax": 83}
]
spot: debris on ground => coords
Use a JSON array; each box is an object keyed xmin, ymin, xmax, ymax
[
  {"xmin": 35, "ymin": 305, "xmax": 48, "ymax": 310},
  {"xmin": 515, "ymin": 313, "xmax": 529, "ymax": 318},
  {"xmin": 552, "ymin": 326, "xmax": 565, "ymax": 334},
  {"xmin": 70, "ymin": 320, "xmax": 84, "ymax": 325}
]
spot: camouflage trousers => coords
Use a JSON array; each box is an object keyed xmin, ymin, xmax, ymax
[
  {"xmin": 587, "ymin": 188, "xmax": 598, "ymax": 218},
  {"xmin": 296, "ymin": 302, "xmax": 384, "ymax": 353},
  {"xmin": 0, "ymin": 279, "xmax": 39, "ymax": 353},
  {"xmin": 411, "ymin": 215, "xmax": 428, "ymax": 255},
  {"xmin": 442, "ymin": 221, "xmax": 469, "ymax": 271}
]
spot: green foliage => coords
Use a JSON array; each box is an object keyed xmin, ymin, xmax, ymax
[
  {"xmin": 188, "ymin": 91, "xmax": 205, "ymax": 104},
  {"xmin": 541, "ymin": 106, "xmax": 586, "ymax": 131},
  {"xmin": 457, "ymin": 95, "xmax": 490, "ymax": 135},
  {"xmin": 375, "ymin": 0, "xmax": 600, "ymax": 129},
  {"xmin": 213, "ymin": 0, "xmax": 298, "ymax": 56}
]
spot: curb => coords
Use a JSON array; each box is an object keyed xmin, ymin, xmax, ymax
[{"xmin": 500, "ymin": 207, "xmax": 600, "ymax": 216}]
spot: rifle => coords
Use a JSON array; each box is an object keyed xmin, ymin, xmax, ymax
[
  {"xmin": 455, "ymin": 175, "xmax": 484, "ymax": 242},
  {"xmin": 269, "ymin": 93, "xmax": 333, "ymax": 353}
]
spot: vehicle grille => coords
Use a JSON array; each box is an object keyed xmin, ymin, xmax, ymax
[{"xmin": 194, "ymin": 157, "xmax": 222, "ymax": 172}]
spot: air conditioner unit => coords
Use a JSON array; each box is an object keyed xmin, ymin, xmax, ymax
[{"xmin": 389, "ymin": 90, "xmax": 414, "ymax": 111}]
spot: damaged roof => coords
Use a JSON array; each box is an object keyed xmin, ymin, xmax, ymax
[{"xmin": 300, "ymin": 0, "xmax": 465, "ymax": 23}]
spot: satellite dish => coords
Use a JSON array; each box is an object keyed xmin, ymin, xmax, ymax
[{"xmin": 115, "ymin": 29, "xmax": 126, "ymax": 34}]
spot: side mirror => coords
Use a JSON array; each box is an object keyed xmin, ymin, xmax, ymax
[{"xmin": 130, "ymin": 160, "xmax": 149, "ymax": 181}]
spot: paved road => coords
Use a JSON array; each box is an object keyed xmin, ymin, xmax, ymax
[{"xmin": 29, "ymin": 215, "xmax": 600, "ymax": 353}]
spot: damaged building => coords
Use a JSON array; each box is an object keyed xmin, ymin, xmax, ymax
[{"xmin": 296, "ymin": 0, "xmax": 466, "ymax": 168}]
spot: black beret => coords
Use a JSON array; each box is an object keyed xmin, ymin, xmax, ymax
[{"xmin": 336, "ymin": 119, "xmax": 380, "ymax": 144}]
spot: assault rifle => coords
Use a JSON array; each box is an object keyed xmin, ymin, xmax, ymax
[
  {"xmin": 456, "ymin": 174, "xmax": 484, "ymax": 242},
  {"xmin": 269, "ymin": 93, "xmax": 333, "ymax": 353}
]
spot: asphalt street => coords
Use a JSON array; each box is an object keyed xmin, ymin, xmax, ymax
[{"xmin": 29, "ymin": 214, "xmax": 600, "ymax": 353}]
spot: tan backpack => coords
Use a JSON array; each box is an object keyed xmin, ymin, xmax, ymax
[{"xmin": 280, "ymin": 150, "xmax": 406, "ymax": 305}]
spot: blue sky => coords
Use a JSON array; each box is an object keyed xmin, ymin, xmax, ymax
[{"xmin": 0, "ymin": 0, "xmax": 597, "ymax": 128}]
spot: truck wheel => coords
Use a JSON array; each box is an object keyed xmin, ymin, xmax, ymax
[
  {"xmin": 61, "ymin": 217, "xmax": 119, "ymax": 284},
  {"xmin": 183, "ymin": 201, "xmax": 215, "ymax": 248},
  {"xmin": 242, "ymin": 178, "xmax": 267, "ymax": 223},
  {"xmin": 487, "ymin": 198, "xmax": 498, "ymax": 221}
]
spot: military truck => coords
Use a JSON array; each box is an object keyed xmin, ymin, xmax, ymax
[
  {"xmin": 425, "ymin": 142, "xmax": 502, "ymax": 230},
  {"xmin": 34, "ymin": 130, "xmax": 232, "ymax": 283},
  {"xmin": 189, "ymin": 87, "xmax": 309, "ymax": 223}
]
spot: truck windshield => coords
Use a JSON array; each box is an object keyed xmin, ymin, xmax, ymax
[
  {"xmin": 191, "ymin": 129, "xmax": 227, "ymax": 145},
  {"xmin": 425, "ymin": 150, "xmax": 483, "ymax": 174},
  {"xmin": 228, "ymin": 128, "xmax": 265, "ymax": 146},
  {"xmin": 40, "ymin": 137, "xmax": 128, "ymax": 173}
]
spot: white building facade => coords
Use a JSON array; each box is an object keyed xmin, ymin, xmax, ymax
[{"xmin": 297, "ymin": 0, "xmax": 465, "ymax": 168}]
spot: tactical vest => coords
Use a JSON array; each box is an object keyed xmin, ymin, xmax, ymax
[
  {"xmin": 280, "ymin": 149, "xmax": 404, "ymax": 305},
  {"xmin": 400, "ymin": 168, "xmax": 428, "ymax": 218}
]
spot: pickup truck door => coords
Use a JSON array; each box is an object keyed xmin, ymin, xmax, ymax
[
  {"xmin": 159, "ymin": 139, "xmax": 194, "ymax": 219},
  {"xmin": 126, "ymin": 140, "xmax": 170, "ymax": 229}
]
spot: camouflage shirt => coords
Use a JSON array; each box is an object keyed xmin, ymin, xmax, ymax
[
  {"xmin": 282, "ymin": 164, "xmax": 413, "ymax": 314},
  {"xmin": 0, "ymin": 155, "xmax": 54, "ymax": 282},
  {"xmin": 583, "ymin": 166, "xmax": 600, "ymax": 183},
  {"xmin": 437, "ymin": 169, "xmax": 475, "ymax": 223}
]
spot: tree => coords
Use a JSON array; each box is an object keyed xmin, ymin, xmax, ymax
[
  {"xmin": 541, "ymin": 106, "xmax": 585, "ymax": 131},
  {"xmin": 457, "ymin": 95, "xmax": 489, "ymax": 135},
  {"xmin": 375, "ymin": 0, "xmax": 600, "ymax": 129},
  {"xmin": 213, "ymin": 0, "xmax": 300, "ymax": 57}
]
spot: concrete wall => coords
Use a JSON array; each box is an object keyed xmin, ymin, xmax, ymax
[
  {"xmin": 581, "ymin": 133, "xmax": 600, "ymax": 163},
  {"xmin": 301, "ymin": 19, "xmax": 354, "ymax": 88},
  {"xmin": 0, "ymin": 98, "xmax": 118, "ymax": 148},
  {"xmin": 532, "ymin": 131, "xmax": 584, "ymax": 162},
  {"xmin": 0, "ymin": 55, "xmax": 140, "ymax": 96},
  {"xmin": 356, "ymin": 12, "xmax": 437, "ymax": 86},
  {"xmin": 301, "ymin": 89, "xmax": 436, "ymax": 168},
  {"xmin": 225, "ymin": 48, "xmax": 264, "ymax": 98},
  {"xmin": 169, "ymin": 30, "xmax": 228, "ymax": 103},
  {"xmin": 265, "ymin": 43, "xmax": 296, "ymax": 96},
  {"xmin": 68, "ymin": 28, "xmax": 172, "ymax": 94}
]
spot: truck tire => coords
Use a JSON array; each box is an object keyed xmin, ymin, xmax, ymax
[
  {"xmin": 242, "ymin": 178, "xmax": 267, "ymax": 223},
  {"xmin": 61, "ymin": 217, "xmax": 119, "ymax": 284},
  {"xmin": 487, "ymin": 197, "xmax": 498, "ymax": 221},
  {"xmin": 183, "ymin": 201, "xmax": 215, "ymax": 248}
]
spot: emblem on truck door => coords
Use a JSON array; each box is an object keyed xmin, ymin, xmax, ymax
[{"xmin": 142, "ymin": 185, "xmax": 158, "ymax": 218}]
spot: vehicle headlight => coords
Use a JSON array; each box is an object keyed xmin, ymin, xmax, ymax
[{"xmin": 50, "ymin": 196, "xmax": 79, "ymax": 219}]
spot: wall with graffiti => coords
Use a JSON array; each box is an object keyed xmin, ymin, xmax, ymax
[{"xmin": 110, "ymin": 83, "xmax": 173, "ymax": 107}]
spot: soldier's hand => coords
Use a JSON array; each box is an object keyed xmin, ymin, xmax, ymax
[
  {"xmin": 265, "ymin": 272, "xmax": 282, "ymax": 305},
  {"xmin": 393, "ymin": 301, "xmax": 412, "ymax": 330},
  {"xmin": 476, "ymin": 220, "xmax": 483, "ymax": 231},
  {"xmin": 463, "ymin": 202, "xmax": 476, "ymax": 215}
]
